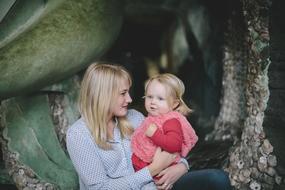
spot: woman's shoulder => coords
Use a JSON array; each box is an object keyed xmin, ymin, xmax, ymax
[
  {"xmin": 127, "ymin": 109, "xmax": 145, "ymax": 129},
  {"xmin": 67, "ymin": 117, "xmax": 88, "ymax": 136},
  {"xmin": 127, "ymin": 109, "xmax": 144, "ymax": 117}
]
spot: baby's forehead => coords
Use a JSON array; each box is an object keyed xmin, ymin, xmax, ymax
[
  {"xmin": 147, "ymin": 80, "xmax": 166, "ymax": 89},
  {"xmin": 148, "ymin": 79, "xmax": 166, "ymax": 87}
]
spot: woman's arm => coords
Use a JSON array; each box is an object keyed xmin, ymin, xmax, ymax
[{"xmin": 147, "ymin": 147, "xmax": 177, "ymax": 177}]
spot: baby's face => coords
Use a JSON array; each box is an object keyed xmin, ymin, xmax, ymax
[{"xmin": 144, "ymin": 80, "xmax": 174, "ymax": 116}]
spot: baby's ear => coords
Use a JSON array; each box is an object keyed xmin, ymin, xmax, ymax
[{"xmin": 172, "ymin": 99, "xmax": 180, "ymax": 110}]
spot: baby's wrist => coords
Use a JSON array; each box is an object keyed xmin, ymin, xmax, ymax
[{"xmin": 146, "ymin": 124, "xmax": 157, "ymax": 137}]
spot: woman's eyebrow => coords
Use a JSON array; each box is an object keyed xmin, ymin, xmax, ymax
[{"xmin": 120, "ymin": 89, "xmax": 128, "ymax": 92}]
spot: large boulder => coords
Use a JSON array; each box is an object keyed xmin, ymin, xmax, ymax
[{"xmin": 0, "ymin": 0, "xmax": 123, "ymax": 99}]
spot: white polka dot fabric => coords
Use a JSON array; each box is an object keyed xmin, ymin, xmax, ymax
[{"xmin": 66, "ymin": 109, "xmax": 156, "ymax": 190}]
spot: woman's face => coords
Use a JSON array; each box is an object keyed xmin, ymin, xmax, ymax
[
  {"xmin": 144, "ymin": 80, "xmax": 174, "ymax": 116},
  {"xmin": 110, "ymin": 79, "xmax": 132, "ymax": 118}
]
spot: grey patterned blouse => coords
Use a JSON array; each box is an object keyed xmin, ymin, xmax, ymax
[{"xmin": 66, "ymin": 109, "xmax": 154, "ymax": 190}]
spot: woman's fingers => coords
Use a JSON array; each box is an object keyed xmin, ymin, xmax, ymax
[{"xmin": 156, "ymin": 182, "xmax": 173, "ymax": 190}]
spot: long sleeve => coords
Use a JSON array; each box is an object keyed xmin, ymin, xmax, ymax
[
  {"xmin": 150, "ymin": 118, "xmax": 183, "ymax": 153},
  {"xmin": 66, "ymin": 110, "xmax": 153, "ymax": 190}
]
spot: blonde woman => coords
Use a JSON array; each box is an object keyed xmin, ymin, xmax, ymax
[{"xmin": 66, "ymin": 62, "xmax": 232, "ymax": 190}]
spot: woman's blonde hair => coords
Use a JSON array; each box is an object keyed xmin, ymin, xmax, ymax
[
  {"xmin": 145, "ymin": 73, "xmax": 192, "ymax": 116},
  {"xmin": 79, "ymin": 62, "xmax": 134, "ymax": 149}
]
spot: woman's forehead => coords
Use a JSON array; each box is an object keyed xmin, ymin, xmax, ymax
[{"xmin": 119, "ymin": 78, "xmax": 131, "ymax": 89}]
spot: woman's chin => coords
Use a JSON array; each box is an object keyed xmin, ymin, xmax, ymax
[{"xmin": 117, "ymin": 108, "xmax": 128, "ymax": 116}]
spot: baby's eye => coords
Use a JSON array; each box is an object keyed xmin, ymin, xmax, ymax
[
  {"xmin": 158, "ymin": 97, "xmax": 165, "ymax": 101},
  {"xmin": 145, "ymin": 95, "xmax": 153, "ymax": 99}
]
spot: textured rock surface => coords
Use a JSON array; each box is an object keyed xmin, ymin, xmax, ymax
[
  {"xmin": 0, "ymin": 75, "xmax": 81, "ymax": 189},
  {"xmin": 0, "ymin": 0, "xmax": 123, "ymax": 99},
  {"xmin": 1, "ymin": 95, "xmax": 78, "ymax": 189},
  {"xmin": 225, "ymin": 0, "xmax": 282, "ymax": 189},
  {"xmin": 206, "ymin": 0, "xmax": 247, "ymax": 142},
  {"xmin": 264, "ymin": 0, "xmax": 285, "ymax": 189}
]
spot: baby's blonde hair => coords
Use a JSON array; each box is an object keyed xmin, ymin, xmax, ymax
[
  {"xmin": 79, "ymin": 62, "xmax": 134, "ymax": 149},
  {"xmin": 145, "ymin": 73, "xmax": 192, "ymax": 116}
]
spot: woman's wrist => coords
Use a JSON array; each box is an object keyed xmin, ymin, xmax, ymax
[
  {"xmin": 178, "ymin": 162, "xmax": 188, "ymax": 174},
  {"xmin": 178, "ymin": 158, "xmax": 190, "ymax": 171},
  {"xmin": 147, "ymin": 164, "xmax": 159, "ymax": 177}
]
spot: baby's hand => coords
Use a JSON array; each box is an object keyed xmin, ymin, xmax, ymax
[{"xmin": 145, "ymin": 123, "xmax": 157, "ymax": 137}]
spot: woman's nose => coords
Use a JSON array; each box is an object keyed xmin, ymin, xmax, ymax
[{"xmin": 126, "ymin": 93, "xmax": 132, "ymax": 103}]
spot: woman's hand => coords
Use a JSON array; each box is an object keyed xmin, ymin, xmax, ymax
[
  {"xmin": 155, "ymin": 163, "xmax": 188, "ymax": 190},
  {"xmin": 147, "ymin": 147, "xmax": 176, "ymax": 177}
]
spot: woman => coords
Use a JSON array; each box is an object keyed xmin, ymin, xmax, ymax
[{"xmin": 66, "ymin": 62, "xmax": 232, "ymax": 190}]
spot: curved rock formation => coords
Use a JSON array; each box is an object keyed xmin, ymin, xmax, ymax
[{"xmin": 0, "ymin": 0, "xmax": 123, "ymax": 99}]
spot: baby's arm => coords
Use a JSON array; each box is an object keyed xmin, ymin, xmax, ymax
[{"xmin": 148, "ymin": 118, "xmax": 183, "ymax": 153}]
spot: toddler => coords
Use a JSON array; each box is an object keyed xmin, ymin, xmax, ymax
[{"xmin": 131, "ymin": 73, "xmax": 198, "ymax": 181}]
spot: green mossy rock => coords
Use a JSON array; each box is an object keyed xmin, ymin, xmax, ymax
[
  {"xmin": 2, "ymin": 95, "xmax": 78, "ymax": 189},
  {"xmin": 0, "ymin": 0, "xmax": 123, "ymax": 99}
]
